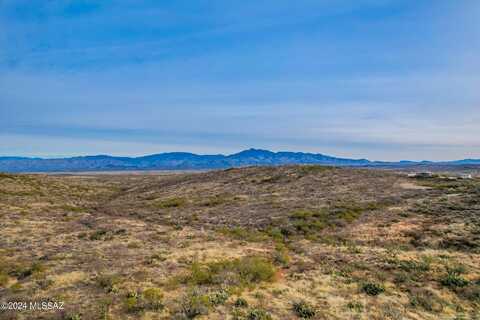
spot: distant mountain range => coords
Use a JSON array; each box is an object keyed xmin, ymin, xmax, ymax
[{"xmin": 1, "ymin": 149, "xmax": 479, "ymax": 172}]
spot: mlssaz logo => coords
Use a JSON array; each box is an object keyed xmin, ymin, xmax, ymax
[{"xmin": 29, "ymin": 301, "xmax": 65, "ymax": 311}]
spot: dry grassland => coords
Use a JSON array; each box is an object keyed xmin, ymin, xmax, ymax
[{"xmin": 0, "ymin": 166, "xmax": 479, "ymax": 319}]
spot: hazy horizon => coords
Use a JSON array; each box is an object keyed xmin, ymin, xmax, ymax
[{"xmin": 1, "ymin": 1, "xmax": 479, "ymax": 161}]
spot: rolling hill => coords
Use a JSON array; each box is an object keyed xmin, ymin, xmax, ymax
[{"xmin": 0, "ymin": 148, "xmax": 479, "ymax": 172}]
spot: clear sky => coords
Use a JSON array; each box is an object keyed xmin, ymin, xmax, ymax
[{"xmin": 0, "ymin": 0, "xmax": 479, "ymax": 161}]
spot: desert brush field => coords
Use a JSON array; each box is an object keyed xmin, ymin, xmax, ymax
[{"xmin": 0, "ymin": 166, "xmax": 479, "ymax": 319}]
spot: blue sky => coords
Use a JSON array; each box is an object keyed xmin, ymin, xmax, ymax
[{"xmin": 0, "ymin": 0, "xmax": 479, "ymax": 161}]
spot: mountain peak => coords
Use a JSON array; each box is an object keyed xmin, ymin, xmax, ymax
[{"xmin": 230, "ymin": 148, "xmax": 275, "ymax": 158}]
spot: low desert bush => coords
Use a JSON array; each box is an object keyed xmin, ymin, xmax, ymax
[
  {"xmin": 234, "ymin": 297, "xmax": 249, "ymax": 308},
  {"xmin": 380, "ymin": 303, "xmax": 405, "ymax": 320},
  {"xmin": 235, "ymin": 257, "xmax": 276, "ymax": 284},
  {"xmin": 394, "ymin": 257, "xmax": 432, "ymax": 283},
  {"xmin": 265, "ymin": 227, "xmax": 285, "ymax": 243},
  {"xmin": 142, "ymin": 287, "xmax": 164, "ymax": 310},
  {"xmin": 96, "ymin": 274, "xmax": 121, "ymax": 293},
  {"xmin": 175, "ymin": 289, "xmax": 211, "ymax": 319},
  {"xmin": 64, "ymin": 313, "xmax": 82, "ymax": 320},
  {"xmin": 398, "ymin": 258, "xmax": 431, "ymax": 273},
  {"xmin": 89, "ymin": 229, "xmax": 111, "ymax": 241},
  {"xmin": 218, "ymin": 227, "xmax": 268, "ymax": 242},
  {"xmin": 124, "ymin": 294, "xmax": 142, "ymax": 313},
  {"xmin": 289, "ymin": 209, "xmax": 327, "ymax": 236},
  {"xmin": 346, "ymin": 301, "xmax": 363, "ymax": 313},
  {"xmin": 182, "ymin": 256, "xmax": 276, "ymax": 287},
  {"xmin": 124, "ymin": 287, "xmax": 164, "ymax": 313},
  {"xmin": 273, "ymin": 244, "xmax": 290, "ymax": 267},
  {"xmin": 409, "ymin": 288, "xmax": 444, "ymax": 312},
  {"xmin": 11, "ymin": 262, "xmax": 46, "ymax": 280},
  {"xmin": 361, "ymin": 282, "xmax": 385, "ymax": 296},
  {"xmin": 246, "ymin": 308, "xmax": 272, "ymax": 320},
  {"xmin": 440, "ymin": 267, "xmax": 469, "ymax": 289},
  {"xmin": 208, "ymin": 289, "xmax": 229, "ymax": 305},
  {"xmin": 201, "ymin": 194, "xmax": 231, "ymax": 207},
  {"xmin": 292, "ymin": 300, "xmax": 316, "ymax": 318},
  {"xmin": 154, "ymin": 197, "xmax": 186, "ymax": 208}
]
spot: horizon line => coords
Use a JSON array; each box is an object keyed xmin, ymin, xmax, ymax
[{"xmin": 1, "ymin": 148, "xmax": 478, "ymax": 164}]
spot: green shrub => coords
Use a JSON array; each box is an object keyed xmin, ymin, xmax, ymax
[
  {"xmin": 265, "ymin": 227, "xmax": 285, "ymax": 242},
  {"xmin": 253, "ymin": 292, "xmax": 265, "ymax": 301},
  {"xmin": 231, "ymin": 308, "xmax": 247, "ymax": 320},
  {"xmin": 287, "ymin": 202, "xmax": 379, "ymax": 238},
  {"xmin": 124, "ymin": 288, "xmax": 164, "ymax": 313},
  {"xmin": 124, "ymin": 288, "xmax": 164, "ymax": 312},
  {"xmin": 361, "ymin": 282, "xmax": 385, "ymax": 296},
  {"xmin": 292, "ymin": 300, "xmax": 316, "ymax": 318},
  {"xmin": 209, "ymin": 289, "xmax": 229, "ymax": 305},
  {"xmin": 440, "ymin": 268, "xmax": 469, "ymax": 289},
  {"xmin": 201, "ymin": 195, "xmax": 231, "ymax": 207},
  {"xmin": 393, "ymin": 271, "xmax": 410, "ymax": 285},
  {"xmin": 409, "ymin": 289, "xmax": 444, "ymax": 312},
  {"xmin": 331, "ymin": 202, "xmax": 377, "ymax": 223},
  {"xmin": 447, "ymin": 264, "xmax": 468, "ymax": 275},
  {"xmin": 96, "ymin": 274, "xmax": 121, "ymax": 293},
  {"xmin": 14, "ymin": 262, "xmax": 46, "ymax": 280},
  {"xmin": 440, "ymin": 273, "xmax": 469, "ymax": 288},
  {"xmin": 188, "ymin": 261, "xmax": 215, "ymax": 285},
  {"xmin": 154, "ymin": 197, "xmax": 186, "ymax": 208},
  {"xmin": 177, "ymin": 289, "xmax": 211, "ymax": 319},
  {"xmin": 64, "ymin": 314, "xmax": 82, "ymax": 320},
  {"xmin": 236, "ymin": 257, "xmax": 276, "ymax": 283},
  {"xmin": 183, "ymin": 256, "xmax": 276, "ymax": 287},
  {"xmin": 98, "ymin": 297, "xmax": 113, "ymax": 320},
  {"xmin": 396, "ymin": 258, "xmax": 431, "ymax": 283},
  {"xmin": 273, "ymin": 245, "xmax": 290, "ymax": 267},
  {"xmin": 30, "ymin": 262, "xmax": 46, "ymax": 274},
  {"xmin": 247, "ymin": 308, "xmax": 272, "ymax": 320},
  {"xmin": 381, "ymin": 303, "xmax": 405, "ymax": 320},
  {"xmin": 289, "ymin": 209, "xmax": 328, "ymax": 237},
  {"xmin": 234, "ymin": 297, "xmax": 248, "ymax": 308},
  {"xmin": 143, "ymin": 287, "xmax": 164, "ymax": 311},
  {"xmin": 398, "ymin": 259, "xmax": 430, "ymax": 273},
  {"xmin": 218, "ymin": 227, "xmax": 268, "ymax": 242},
  {"xmin": 89, "ymin": 229, "xmax": 110, "ymax": 241},
  {"xmin": 125, "ymin": 296, "xmax": 142, "ymax": 313},
  {"xmin": 290, "ymin": 210, "xmax": 315, "ymax": 220},
  {"xmin": 346, "ymin": 301, "xmax": 363, "ymax": 313}
]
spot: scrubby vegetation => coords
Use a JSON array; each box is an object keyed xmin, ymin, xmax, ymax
[
  {"xmin": 292, "ymin": 300, "xmax": 316, "ymax": 318},
  {"xmin": 361, "ymin": 281, "xmax": 385, "ymax": 296},
  {"xmin": 154, "ymin": 197, "xmax": 186, "ymax": 208},
  {"xmin": 0, "ymin": 166, "xmax": 479, "ymax": 319},
  {"xmin": 177, "ymin": 256, "xmax": 276, "ymax": 288}
]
